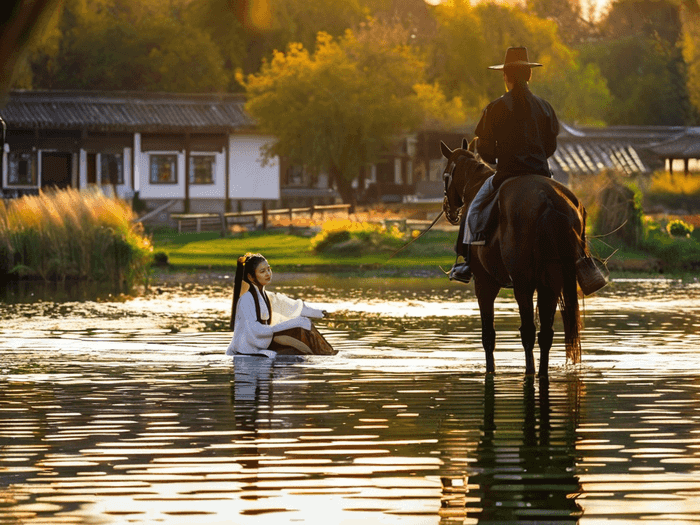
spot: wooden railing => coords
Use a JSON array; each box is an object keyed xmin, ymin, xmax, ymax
[{"xmin": 171, "ymin": 203, "xmax": 352, "ymax": 234}]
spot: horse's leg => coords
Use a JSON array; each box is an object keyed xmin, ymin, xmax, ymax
[
  {"xmin": 514, "ymin": 285, "xmax": 537, "ymax": 375},
  {"xmin": 536, "ymin": 287, "xmax": 559, "ymax": 377},
  {"xmin": 474, "ymin": 276, "xmax": 500, "ymax": 374}
]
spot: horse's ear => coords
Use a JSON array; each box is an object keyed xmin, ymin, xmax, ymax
[
  {"xmin": 440, "ymin": 141, "xmax": 453, "ymax": 159},
  {"xmin": 467, "ymin": 137, "xmax": 478, "ymax": 154},
  {"xmin": 462, "ymin": 138, "xmax": 469, "ymax": 150}
]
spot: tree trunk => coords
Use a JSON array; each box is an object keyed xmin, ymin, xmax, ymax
[{"xmin": 330, "ymin": 163, "xmax": 357, "ymax": 213}]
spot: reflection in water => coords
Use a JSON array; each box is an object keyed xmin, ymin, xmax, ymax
[
  {"xmin": 0, "ymin": 278, "xmax": 699, "ymax": 523},
  {"xmin": 464, "ymin": 377, "xmax": 582, "ymax": 523}
]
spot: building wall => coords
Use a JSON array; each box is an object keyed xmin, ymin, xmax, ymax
[{"xmin": 229, "ymin": 135, "xmax": 279, "ymax": 200}]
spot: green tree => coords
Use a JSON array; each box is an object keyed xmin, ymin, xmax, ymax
[
  {"xmin": 681, "ymin": 0, "xmax": 700, "ymax": 117},
  {"xmin": 239, "ymin": 22, "xmax": 465, "ymax": 205},
  {"xmin": 428, "ymin": 1, "xmax": 611, "ymax": 125},
  {"xmin": 579, "ymin": 0, "xmax": 696, "ymax": 125},
  {"xmin": 22, "ymin": 0, "xmax": 230, "ymax": 92}
]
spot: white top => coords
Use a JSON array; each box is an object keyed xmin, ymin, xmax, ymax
[{"xmin": 226, "ymin": 286, "xmax": 324, "ymax": 358}]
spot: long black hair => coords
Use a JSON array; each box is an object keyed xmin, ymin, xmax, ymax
[{"xmin": 230, "ymin": 253, "xmax": 271, "ymax": 329}]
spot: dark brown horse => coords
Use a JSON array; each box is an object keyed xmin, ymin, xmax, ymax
[{"xmin": 441, "ymin": 139, "xmax": 590, "ymax": 376}]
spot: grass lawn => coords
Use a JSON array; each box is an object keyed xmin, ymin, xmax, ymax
[
  {"xmin": 150, "ymin": 228, "xmax": 457, "ymax": 272},
  {"xmin": 150, "ymin": 226, "xmax": 697, "ymax": 280}
]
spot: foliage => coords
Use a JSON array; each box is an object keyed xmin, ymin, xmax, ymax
[
  {"xmin": 428, "ymin": 1, "xmax": 612, "ymax": 125},
  {"xmin": 645, "ymin": 171, "xmax": 700, "ymax": 213},
  {"xmin": 13, "ymin": 0, "xmax": 700, "ymax": 127},
  {"xmin": 639, "ymin": 218, "xmax": 700, "ymax": 270},
  {"xmin": 667, "ymin": 219, "xmax": 694, "ymax": 237},
  {"xmin": 310, "ymin": 219, "xmax": 404, "ymax": 256},
  {"xmin": 0, "ymin": 187, "xmax": 153, "ymax": 288},
  {"xmin": 681, "ymin": 1, "xmax": 700, "ymax": 117},
  {"xmin": 239, "ymin": 22, "xmax": 465, "ymax": 204},
  {"xmin": 578, "ymin": 0, "xmax": 697, "ymax": 125},
  {"xmin": 25, "ymin": 0, "xmax": 231, "ymax": 92}
]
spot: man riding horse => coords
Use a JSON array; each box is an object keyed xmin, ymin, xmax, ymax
[{"xmin": 449, "ymin": 47, "xmax": 560, "ymax": 284}]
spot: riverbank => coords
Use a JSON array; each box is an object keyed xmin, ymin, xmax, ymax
[{"xmin": 150, "ymin": 226, "xmax": 700, "ymax": 283}]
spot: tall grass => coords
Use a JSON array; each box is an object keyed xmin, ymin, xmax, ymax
[
  {"xmin": 0, "ymin": 187, "xmax": 153, "ymax": 289},
  {"xmin": 645, "ymin": 171, "xmax": 700, "ymax": 213}
]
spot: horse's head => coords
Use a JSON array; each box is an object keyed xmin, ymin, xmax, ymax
[{"xmin": 440, "ymin": 138, "xmax": 484, "ymax": 225}]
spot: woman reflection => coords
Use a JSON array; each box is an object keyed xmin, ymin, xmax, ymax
[{"xmin": 227, "ymin": 252, "xmax": 335, "ymax": 357}]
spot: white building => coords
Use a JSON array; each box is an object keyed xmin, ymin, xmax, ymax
[{"xmin": 0, "ymin": 90, "xmax": 284, "ymax": 219}]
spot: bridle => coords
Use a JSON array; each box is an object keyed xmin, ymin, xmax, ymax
[{"xmin": 442, "ymin": 152, "xmax": 469, "ymax": 225}]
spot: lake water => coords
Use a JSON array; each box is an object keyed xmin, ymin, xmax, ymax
[{"xmin": 1, "ymin": 275, "xmax": 699, "ymax": 524}]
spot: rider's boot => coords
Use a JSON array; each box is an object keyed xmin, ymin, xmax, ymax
[{"xmin": 449, "ymin": 254, "xmax": 472, "ymax": 284}]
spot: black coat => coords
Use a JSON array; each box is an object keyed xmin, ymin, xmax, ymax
[{"xmin": 475, "ymin": 84, "xmax": 559, "ymax": 179}]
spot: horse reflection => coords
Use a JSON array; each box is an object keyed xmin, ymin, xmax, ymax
[{"xmin": 442, "ymin": 376, "xmax": 583, "ymax": 523}]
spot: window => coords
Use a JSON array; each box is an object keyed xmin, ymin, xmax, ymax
[
  {"xmin": 100, "ymin": 153, "xmax": 123, "ymax": 185},
  {"xmin": 189, "ymin": 155, "xmax": 215, "ymax": 184},
  {"xmin": 150, "ymin": 154, "xmax": 177, "ymax": 184},
  {"xmin": 8, "ymin": 151, "xmax": 36, "ymax": 186}
]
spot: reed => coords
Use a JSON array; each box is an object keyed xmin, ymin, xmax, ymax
[{"xmin": 0, "ymin": 187, "xmax": 153, "ymax": 289}]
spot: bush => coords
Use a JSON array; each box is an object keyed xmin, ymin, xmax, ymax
[
  {"xmin": 0, "ymin": 187, "xmax": 153, "ymax": 289},
  {"xmin": 310, "ymin": 219, "xmax": 405, "ymax": 256},
  {"xmin": 667, "ymin": 219, "xmax": 694, "ymax": 237},
  {"xmin": 640, "ymin": 217, "xmax": 700, "ymax": 271}
]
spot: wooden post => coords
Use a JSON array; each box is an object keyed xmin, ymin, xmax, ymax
[
  {"xmin": 219, "ymin": 212, "xmax": 227, "ymax": 237},
  {"xmin": 184, "ymin": 133, "xmax": 191, "ymax": 213},
  {"xmin": 262, "ymin": 201, "xmax": 268, "ymax": 230},
  {"xmin": 225, "ymin": 133, "xmax": 231, "ymax": 213}
]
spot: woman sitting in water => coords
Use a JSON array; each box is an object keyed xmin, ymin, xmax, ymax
[{"xmin": 227, "ymin": 252, "xmax": 335, "ymax": 357}]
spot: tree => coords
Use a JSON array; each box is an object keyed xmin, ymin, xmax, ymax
[
  {"xmin": 680, "ymin": 0, "xmax": 700, "ymax": 117},
  {"xmin": 428, "ymin": 1, "xmax": 612, "ymax": 125},
  {"xmin": 579, "ymin": 0, "xmax": 696, "ymax": 125},
  {"xmin": 21, "ymin": 0, "xmax": 230, "ymax": 92},
  {"xmin": 239, "ymin": 21, "xmax": 465, "ymax": 205}
]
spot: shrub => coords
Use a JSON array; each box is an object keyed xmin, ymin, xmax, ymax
[
  {"xmin": 310, "ymin": 219, "xmax": 405, "ymax": 256},
  {"xmin": 0, "ymin": 187, "xmax": 153, "ymax": 289},
  {"xmin": 667, "ymin": 219, "xmax": 694, "ymax": 238},
  {"xmin": 640, "ymin": 217, "xmax": 700, "ymax": 270}
]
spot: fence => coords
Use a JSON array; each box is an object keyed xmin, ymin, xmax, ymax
[{"xmin": 171, "ymin": 203, "xmax": 352, "ymax": 234}]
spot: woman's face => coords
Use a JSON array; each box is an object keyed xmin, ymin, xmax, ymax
[{"xmin": 251, "ymin": 259, "xmax": 272, "ymax": 286}]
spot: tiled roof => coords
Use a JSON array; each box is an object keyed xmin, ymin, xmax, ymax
[
  {"xmin": 550, "ymin": 123, "xmax": 682, "ymax": 175},
  {"xmin": 646, "ymin": 128, "xmax": 700, "ymax": 158},
  {"xmin": 551, "ymin": 142, "xmax": 649, "ymax": 175},
  {"xmin": 0, "ymin": 90, "xmax": 255, "ymax": 132}
]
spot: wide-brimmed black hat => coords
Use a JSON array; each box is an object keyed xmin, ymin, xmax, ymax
[{"xmin": 488, "ymin": 47, "xmax": 542, "ymax": 70}]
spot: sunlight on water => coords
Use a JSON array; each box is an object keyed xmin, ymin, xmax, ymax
[{"xmin": 0, "ymin": 277, "xmax": 699, "ymax": 523}]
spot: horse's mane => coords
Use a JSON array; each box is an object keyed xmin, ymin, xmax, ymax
[{"xmin": 457, "ymin": 149, "xmax": 495, "ymax": 206}]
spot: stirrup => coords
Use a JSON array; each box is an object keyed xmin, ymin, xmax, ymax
[{"xmin": 449, "ymin": 262, "xmax": 472, "ymax": 284}]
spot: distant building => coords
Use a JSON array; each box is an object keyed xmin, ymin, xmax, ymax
[
  {"xmin": 0, "ymin": 90, "xmax": 287, "ymax": 221},
  {"xmin": 1, "ymin": 91, "xmax": 694, "ymax": 218}
]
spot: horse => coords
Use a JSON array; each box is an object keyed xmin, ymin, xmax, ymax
[{"xmin": 441, "ymin": 139, "xmax": 590, "ymax": 376}]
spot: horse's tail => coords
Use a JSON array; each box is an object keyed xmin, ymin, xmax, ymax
[{"xmin": 537, "ymin": 207, "xmax": 582, "ymax": 364}]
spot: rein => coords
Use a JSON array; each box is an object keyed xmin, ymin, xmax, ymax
[{"xmin": 384, "ymin": 148, "xmax": 488, "ymax": 262}]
